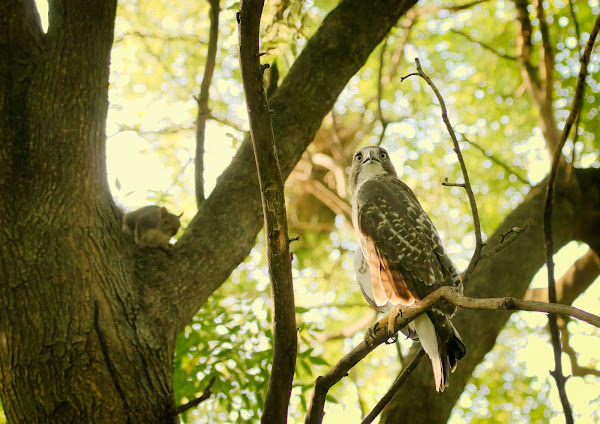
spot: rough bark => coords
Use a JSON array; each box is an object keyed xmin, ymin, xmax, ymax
[
  {"xmin": 1, "ymin": 1, "xmax": 179, "ymax": 422},
  {"xmin": 0, "ymin": 0, "xmax": 417, "ymax": 421},
  {"xmin": 237, "ymin": 0, "xmax": 297, "ymax": 421},
  {"xmin": 380, "ymin": 168, "xmax": 600, "ymax": 423}
]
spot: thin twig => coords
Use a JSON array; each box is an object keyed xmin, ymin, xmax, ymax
[
  {"xmin": 543, "ymin": 14, "xmax": 600, "ymax": 424},
  {"xmin": 403, "ymin": 58, "xmax": 484, "ymax": 287},
  {"xmin": 361, "ymin": 348, "xmax": 426, "ymax": 424},
  {"xmin": 568, "ymin": 0, "xmax": 581, "ymax": 47},
  {"xmin": 479, "ymin": 221, "xmax": 532, "ymax": 260},
  {"xmin": 174, "ymin": 376, "xmax": 216, "ymax": 415}
]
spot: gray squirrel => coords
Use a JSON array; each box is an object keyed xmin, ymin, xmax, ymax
[{"xmin": 122, "ymin": 206, "xmax": 182, "ymax": 249}]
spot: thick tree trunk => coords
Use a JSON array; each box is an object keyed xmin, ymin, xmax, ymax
[
  {"xmin": 380, "ymin": 168, "xmax": 600, "ymax": 423},
  {"xmin": 0, "ymin": 1, "xmax": 178, "ymax": 422}
]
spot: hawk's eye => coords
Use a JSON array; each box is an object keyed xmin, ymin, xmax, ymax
[
  {"xmin": 355, "ymin": 153, "xmax": 363, "ymax": 161},
  {"xmin": 380, "ymin": 151, "xmax": 387, "ymax": 159}
]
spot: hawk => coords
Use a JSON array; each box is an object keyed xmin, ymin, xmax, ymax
[{"xmin": 350, "ymin": 146, "xmax": 466, "ymax": 392}]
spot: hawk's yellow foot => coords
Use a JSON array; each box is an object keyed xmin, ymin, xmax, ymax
[{"xmin": 387, "ymin": 305, "xmax": 404, "ymax": 337}]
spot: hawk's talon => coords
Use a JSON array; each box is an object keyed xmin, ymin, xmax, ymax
[
  {"xmin": 384, "ymin": 335, "xmax": 398, "ymax": 344},
  {"xmin": 387, "ymin": 305, "xmax": 404, "ymax": 337},
  {"xmin": 364, "ymin": 321, "xmax": 380, "ymax": 346}
]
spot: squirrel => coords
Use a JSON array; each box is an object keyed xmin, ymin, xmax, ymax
[{"xmin": 122, "ymin": 206, "xmax": 182, "ymax": 249}]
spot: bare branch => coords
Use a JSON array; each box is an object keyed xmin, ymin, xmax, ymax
[
  {"xmin": 174, "ymin": 376, "xmax": 216, "ymax": 415},
  {"xmin": 479, "ymin": 221, "xmax": 532, "ymax": 260},
  {"xmin": 195, "ymin": 0, "xmax": 221, "ymax": 206},
  {"xmin": 514, "ymin": 0, "xmax": 561, "ymax": 152},
  {"xmin": 305, "ymin": 286, "xmax": 600, "ymax": 424},
  {"xmin": 514, "ymin": 0, "xmax": 541, "ymax": 90},
  {"xmin": 316, "ymin": 309, "xmax": 377, "ymax": 343},
  {"xmin": 403, "ymin": 58, "xmax": 484, "ymax": 287},
  {"xmin": 237, "ymin": 1, "xmax": 297, "ymax": 422},
  {"xmin": 568, "ymin": 0, "xmax": 581, "ymax": 48},
  {"xmin": 413, "ymin": 0, "xmax": 490, "ymax": 16},
  {"xmin": 304, "ymin": 178, "xmax": 352, "ymax": 221},
  {"xmin": 543, "ymin": 15, "xmax": 600, "ymax": 423}
]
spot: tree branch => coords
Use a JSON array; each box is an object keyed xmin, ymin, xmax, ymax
[
  {"xmin": 560, "ymin": 321, "xmax": 600, "ymax": 378},
  {"xmin": 174, "ymin": 376, "xmax": 216, "ymax": 415},
  {"xmin": 543, "ymin": 15, "xmax": 600, "ymax": 422},
  {"xmin": 402, "ymin": 58, "xmax": 484, "ymax": 286},
  {"xmin": 305, "ymin": 286, "xmax": 600, "ymax": 424},
  {"xmin": 237, "ymin": 2, "xmax": 297, "ymax": 422},
  {"xmin": 513, "ymin": 0, "xmax": 561, "ymax": 152},
  {"xmin": 479, "ymin": 221, "xmax": 532, "ymax": 260},
  {"xmin": 195, "ymin": 0, "xmax": 220, "ymax": 206},
  {"xmin": 315, "ymin": 309, "xmax": 377, "ymax": 343}
]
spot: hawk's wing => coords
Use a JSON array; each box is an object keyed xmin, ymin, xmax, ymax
[{"xmin": 354, "ymin": 175, "xmax": 462, "ymax": 309}]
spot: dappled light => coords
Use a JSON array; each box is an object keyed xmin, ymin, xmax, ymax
[{"xmin": 2, "ymin": 0, "xmax": 598, "ymax": 422}]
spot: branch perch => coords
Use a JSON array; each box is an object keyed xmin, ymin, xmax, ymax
[
  {"xmin": 237, "ymin": 1, "xmax": 297, "ymax": 423},
  {"xmin": 304, "ymin": 286, "xmax": 600, "ymax": 424}
]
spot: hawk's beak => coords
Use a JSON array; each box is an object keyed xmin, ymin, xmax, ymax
[{"xmin": 362, "ymin": 151, "xmax": 380, "ymax": 164}]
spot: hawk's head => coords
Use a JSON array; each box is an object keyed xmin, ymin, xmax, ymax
[{"xmin": 349, "ymin": 146, "xmax": 397, "ymax": 194}]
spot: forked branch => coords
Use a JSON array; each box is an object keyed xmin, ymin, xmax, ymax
[{"xmin": 401, "ymin": 58, "xmax": 485, "ymax": 286}]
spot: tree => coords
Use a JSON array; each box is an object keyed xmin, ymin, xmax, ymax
[
  {"xmin": 0, "ymin": 0, "xmax": 416, "ymax": 422},
  {"xmin": 1, "ymin": 0, "xmax": 599, "ymax": 423}
]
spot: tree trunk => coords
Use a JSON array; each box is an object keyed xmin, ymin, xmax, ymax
[
  {"xmin": 0, "ymin": 1, "xmax": 178, "ymax": 422},
  {"xmin": 380, "ymin": 168, "xmax": 600, "ymax": 423}
]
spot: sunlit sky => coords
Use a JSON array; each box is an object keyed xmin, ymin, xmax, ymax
[{"xmin": 33, "ymin": 2, "xmax": 599, "ymax": 423}]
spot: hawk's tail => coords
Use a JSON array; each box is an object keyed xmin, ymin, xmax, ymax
[{"xmin": 411, "ymin": 312, "xmax": 466, "ymax": 392}]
